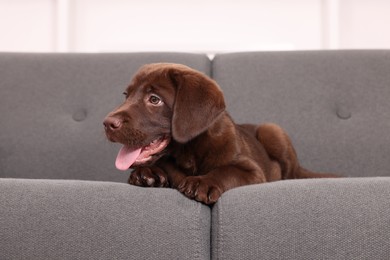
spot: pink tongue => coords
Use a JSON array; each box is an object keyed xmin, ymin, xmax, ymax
[{"xmin": 115, "ymin": 146, "xmax": 142, "ymax": 171}]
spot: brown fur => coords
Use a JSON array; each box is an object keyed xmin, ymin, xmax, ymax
[{"xmin": 104, "ymin": 63, "xmax": 338, "ymax": 205}]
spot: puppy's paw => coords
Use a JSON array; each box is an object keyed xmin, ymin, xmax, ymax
[
  {"xmin": 178, "ymin": 176, "xmax": 222, "ymax": 205},
  {"xmin": 128, "ymin": 166, "xmax": 169, "ymax": 188}
]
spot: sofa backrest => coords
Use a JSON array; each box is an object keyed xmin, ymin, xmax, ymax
[
  {"xmin": 213, "ymin": 51, "xmax": 390, "ymax": 177},
  {"xmin": 0, "ymin": 53, "xmax": 211, "ymax": 182},
  {"xmin": 1, "ymin": 51, "xmax": 389, "ymax": 181}
]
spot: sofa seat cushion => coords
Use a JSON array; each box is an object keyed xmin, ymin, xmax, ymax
[
  {"xmin": 0, "ymin": 179, "xmax": 210, "ymax": 260},
  {"xmin": 212, "ymin": 177, "xmax": 390, "ymax": 260}
]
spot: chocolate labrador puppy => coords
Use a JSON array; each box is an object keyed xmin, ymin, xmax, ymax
[{"xmin": 104, "ymin": 63, "xmax": 337, "ymax": 204}]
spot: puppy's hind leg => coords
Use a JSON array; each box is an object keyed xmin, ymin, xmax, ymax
[
  {"xmin": 256, "ymin": 123, "xmax": 338, "ymax": 179},
  {"xmin": 256, "ymin": 123, "xmax": 300, "ymax": 179}
]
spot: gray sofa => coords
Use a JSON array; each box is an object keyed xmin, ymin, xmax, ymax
[{"xmin": 1, "ymin": 51, "xmax": 390, "ymax": 259}]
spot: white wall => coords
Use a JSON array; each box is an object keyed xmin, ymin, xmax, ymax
[
  {"xmin": 0, "ymin": 0, "xmax": 389, "ymax": 53},
  {"xmin": 0, "ymin": 0, "xmax": 54, "ymax": 52}
]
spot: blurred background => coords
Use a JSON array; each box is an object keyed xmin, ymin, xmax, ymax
[{"xmin": 1, "ymin": 0, "xmax": 389, "ymax": 55}]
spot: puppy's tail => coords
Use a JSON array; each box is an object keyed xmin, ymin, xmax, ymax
[{"xmin": 297, "ymin": 167, "xmax": 340, "ymax": 179}]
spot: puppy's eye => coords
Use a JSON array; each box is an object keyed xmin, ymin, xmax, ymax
[
  {"xmin": 123, "ymin": 92, "xmax": 128, "ymax": 97},
  {"xmin": 148, "ymin": 94, "xmax": 162, "ymax": 105}
]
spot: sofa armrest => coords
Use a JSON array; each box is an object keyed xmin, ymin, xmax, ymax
[
  {"xmin": 0, "ymin": 179, "xmax": 210, "ymax": 260},
  {"xmin": 212, "ymin": 177, "xmax": 390, "ymax": 260}
]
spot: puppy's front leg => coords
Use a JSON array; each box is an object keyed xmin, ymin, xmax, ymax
[
  {"xmin": 129, "ymin": 158, "xmax": 188, "ymax": 189},
  {"xmin": 128, "ymin": 166, "xmax": 169, "ymax": 188},
  {"xmin": 177, "ymin": 162, "xmax": 266, "ymax": 205},
  {"xmin": 157, "ymin": 159, "xmax": 187, "ymax": 189}
]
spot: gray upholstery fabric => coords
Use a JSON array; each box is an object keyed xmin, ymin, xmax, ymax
[
  {"xmin": 212, "ymin": 177, "xmax": 390, "ymax": 260},
  {"xmin": 0, "ymin": 53, "xmax": 210, "ymax": 182},
  {"xmin": 212, "ymin": 51, "xmax": 390, "ymax": 177},
  {"xmin": 0, "ymin": 179, "xmax": 210, "ymax": 260}
]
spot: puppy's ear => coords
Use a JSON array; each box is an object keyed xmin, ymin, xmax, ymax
[{"xmin": 169, "ymin": 68, "xmax": 226, "ymax": 143}]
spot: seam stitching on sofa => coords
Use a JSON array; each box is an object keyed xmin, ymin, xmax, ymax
[
  {"xmin": 209, "ymin": 55, "xmax": 214, "ymax": 79},
  {"xmin": 216, "ymin": 200, "xmax": 224, "ymax": 260},
  {"xmin": 193, "ymin": 203, "xmax": 201, "ymax": 260}
]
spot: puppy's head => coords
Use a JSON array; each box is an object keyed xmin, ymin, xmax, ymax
[{"xmin": 104, "ymin": 63, "xmax": 225, "ymax": 170}]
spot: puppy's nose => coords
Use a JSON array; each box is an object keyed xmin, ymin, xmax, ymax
[{"xmin": 103, "ymin": 116, "xmax": 122, "ymax": 131}]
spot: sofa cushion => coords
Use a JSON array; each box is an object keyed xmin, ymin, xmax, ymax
[
  {"xmin": 0, "ymin": 53, "xmax": 210, "ymax": 182},
  {"xmin": 212, "ymin": 51, "xmax": 390, "ymax": 177},
  {"xmin": 0, "ymin": 179, "xmax": 210, "ymax": 260},
  {"xmin": 212, "ymin": 177, "xmax": 390, "ymax": 260}
]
